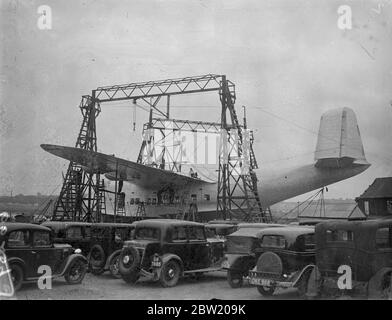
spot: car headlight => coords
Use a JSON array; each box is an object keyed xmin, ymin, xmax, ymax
[{"xmin": 74, "ymin": 248, "xmax": 82, "ymax": 254}]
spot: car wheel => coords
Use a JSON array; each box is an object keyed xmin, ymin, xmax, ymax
[
  {"xmin": 109, "ymin": 253, "xmax": 122, "ymax": 279},
  {"xmin": 257, "ymin": 285, "xmax": 275, "ymax": 296},
  {"xmin": 88, "ymin": 244, "xmax": 106, "ymax": 269},
  {"xmin": 64, "ymin": 258, "xmax": 87, "ymax": 284},
  {"xmin": 227, "ymin": 270, "xmax": 243, "ymax": 288},
  {"xmin": 10, "ymin": 264, "xmax": 24, "ymax": 292},
  {"xmin": 118, "ymin": 247, "xmax": 140, "ymax": 282},
  {"xmin": 159, "ymin": 260, "xmax": 181, "ymax": 288}
]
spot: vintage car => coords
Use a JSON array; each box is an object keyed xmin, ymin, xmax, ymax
[
  {"xmin": 88, "ymin": 223, "xmax": 135, "ymax": 278},
  {"xmin": 118, "ymin": 219, "xmax": 225, "ymax": 287},
  {"xmin": 0, "ymin": 223, "xmax": 88, "ymax": 291},
  {"xmin": 248, "ymin": 226, "xmax": 315, "ymax": 296},
  {"xmin": 222, "ymin": 223, "xmax": 287, "ymax": 288},
  {"xmin": 42, "ymin": 221, "xmax": 92, "ymax": 255},
  {"xmin": 313, "ymin": 219, "xmax": 392, "ymax": 298}
]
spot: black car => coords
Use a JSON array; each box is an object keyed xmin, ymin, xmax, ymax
[
  {"xmin": 118, "ymin": 219, "xmax": 225, "ymax": 287},
  {"xmin": 314, "ymin": 219, "xmax": 392, "ymax": 299},
  {"xmin": 88, "ymin": 223, "xmax": 135, "ymax": 278},
  {"xmin": 42, "ymin": 221, "xmax": 92, "ymax": 255},
  {"xmin": 248, "ymin": 226, "xmax": 315, "ymax": 296},
  {"xmin": 222, "ymin": 223, "xmax": 287, "ymax": 288},
  {"xmin": 0, "ymin": 223, "xmax": 88, "ymax": 291}
]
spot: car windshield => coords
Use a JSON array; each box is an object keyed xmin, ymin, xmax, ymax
[{"xmin": 135, "ymin": 227, "xmax": 160, "ymax": 240}]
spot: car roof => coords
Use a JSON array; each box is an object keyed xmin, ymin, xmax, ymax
[
  {"xmin": 207, "ymin": 220, "xmax": 241, "ymax": 225},
  {"xmin": 255, "ymin": 226, "xmax": 315, "ymax": 242},
  {"xmin": 134, "ymin": 219, "xmax": 204, "ymax": 229},
  {"xmin": 316, "ymin": 218, "xmax": 392, "ymax": 232},
  {"xmin": 238, "ymin": 223, "xmax": 287, "ymax": 229},
  {"xmin": 228, "ymin": 227, "xmax": 268, "ymax": 238},
  {"xmin": 227, "ymin": 223, "xmax": 289, "ymax": 238},
  {"xmin": 42, "ymin": 221, "xmax": 92, "ymax": 229},
  {"xmin": 91, "ymin": 223, "xmax": 135, "ymax": 228},
  {"xmin": 0, "ymin": 222, "xmax": 51, "ymax": 233},
  {"xmin": 205, "ymin": 224, "xmax": 237, "ymax": 229}
]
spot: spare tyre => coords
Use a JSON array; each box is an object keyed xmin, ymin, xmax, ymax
[
  {"xmin": 255, "ymin": 251, "xmax": 282, "ymax": 296},
  {"xmin": 119, "ymin": 246, "xmax": 140, "ymax": 277},
  {"xmin": 88, "ymin": 244, "xmax": 106, "ymax": 269},
  {"xmin": 257, "ymin": 251, "xmax": 283, "ymax": 275}
]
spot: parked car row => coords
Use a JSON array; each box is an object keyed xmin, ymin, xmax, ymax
[
  {"xmin": 234, "ymin": 219, "xmax": 392, "ymax": 299},
  {"xmin": 1, "ymin": 217, "xmax": 391, "ymax": 299}
]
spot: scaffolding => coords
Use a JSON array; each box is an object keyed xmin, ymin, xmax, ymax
[
  {"xmin": 52, "ymin": 95, "xmax": 102, "ymax": 222},
  {"xmin": 217, "ymin": 76, "xmax": 267, "ymax": 222},
  {"xmin": 53, "ymin": 74, "xmax": 268, "ymax": 222}
]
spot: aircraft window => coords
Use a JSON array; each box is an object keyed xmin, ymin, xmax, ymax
[
  {"xmin": 33, "ymin": 231, "xmax": 51, "ymax": 247},
  {"xmin": 172, "ymin": 227, "xmax": 187, "ymax": 242},
  {"xmin": 376, "ymin": 227, "xmax": 392, "ymax": 249},
  {"xmin": 152, "ymin": 198, "xmax": 157, "ymax": 205},
  {"xmin": 326, "ymin": 230, "xmax": 354, "ymax": 242},
  {"xmin": 261, "ymin": 235, "xmax": 286, "ymax": 248},
  {"xmin": 7, "ymin": 230, "xmax": 30, "ymax": 248},
  {"xmin": 204, "ymin": 194, "xmax": 210, "ymax": 201}
]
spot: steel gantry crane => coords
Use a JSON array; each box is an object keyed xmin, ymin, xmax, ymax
[{"xmin": 52, "ymin": 74, "xmax": 268, "ymax": 222}]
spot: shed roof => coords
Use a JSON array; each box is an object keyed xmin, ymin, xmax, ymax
[{"xmin": 357, "ymin": 177, "xmax": 392, "ymax": 199}]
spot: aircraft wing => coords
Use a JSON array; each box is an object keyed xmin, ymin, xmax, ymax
[{"xmin": 41, "ymin": 144, "xmax": 215, "ymax": 189}]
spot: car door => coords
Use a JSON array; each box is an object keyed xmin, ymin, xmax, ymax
[
  {"xmin": 31, "ymin": 230, "xmax": 62, "ymax": 277},
  {"xmin": 165, "ymin": 226, "xmax": 189, "ymax": 269},
  {"xmin": 187, "ymin": 226, "xmax": 209, "ymax": 270},
  {"xmin": 5, "ymin": 229, "xmax": 35, "ymax": 278}
]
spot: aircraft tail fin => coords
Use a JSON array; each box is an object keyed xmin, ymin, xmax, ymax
[{"xmin": 314, "ymin": 107, "xmax": 368, "ymax": 168}]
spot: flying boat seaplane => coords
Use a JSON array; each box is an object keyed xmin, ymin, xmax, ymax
[{"xmin": 41, "ymin": 107, "xmax": 370, "ymax": 219}]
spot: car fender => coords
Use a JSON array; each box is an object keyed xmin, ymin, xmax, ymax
[
  {"xmin": 7, "ymin": 257, "xmax": 26, "ymax": 275},
  {"xmin": 156, "ymin": 253, "xmax": 184, "ymax": 277},
  {"xmin": 60, "ymin": 253, "xmax": 88, "ymax": 276},
  {"xmin": 292, "ymin": 264, "xmax": 316, "ymax": 287},
  {"xmin": 368, "ymin": 267, "xmax": 392, "ymax": 298},
  {"xmin": 104, "ymin": 249, "xmax": 122, "ymax": 270}
]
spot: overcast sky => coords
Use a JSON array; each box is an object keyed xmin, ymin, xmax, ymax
[{"xmin": 1, "ymin": 0, "xmax": 392, "ymax": 201}]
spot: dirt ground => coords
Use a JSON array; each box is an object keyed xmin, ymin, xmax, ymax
[{"xmin": 14, "ymin": 271, "xmax": 300, "ymax": 300}]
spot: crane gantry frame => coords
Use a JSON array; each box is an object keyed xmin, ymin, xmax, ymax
[{"xmin": 52, "ymin": 74, "xmax": 269, "ymax": 222}]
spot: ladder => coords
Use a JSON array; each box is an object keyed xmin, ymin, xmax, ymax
[
  {"xmin": 52, "ymin": 95, "xmax": 102, "ymax": 222},
  {"xmin": 136, "ymin": 202, "xmax": 146, "ymax": 218},
  {"xmin": 217, "ymin": 77, "xmax": 266, "ymax": 222}
]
